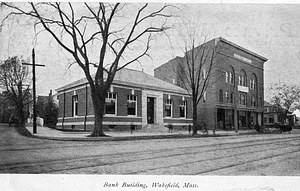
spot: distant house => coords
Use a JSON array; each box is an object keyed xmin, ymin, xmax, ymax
[
  {"xmin": 55, "ymin": 68, "xmax": 193, "ymax": 131},
  {"xmin": 264, "ymin": 101, "xmax": 298, "ymax": 125},
  {"xmin": 263, "ymin": 101, "xmax": 279, "ymax": 125},
  {"xmin": 292, "ymin": 109, "xmax": 300, "ymax": 125}
]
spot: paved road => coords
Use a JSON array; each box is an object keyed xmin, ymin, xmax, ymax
[{"xmin": 1, "ymin": 124, "xmax": 300, "ymax": 175}]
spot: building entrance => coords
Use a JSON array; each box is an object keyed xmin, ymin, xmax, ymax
[
  {"xmin": 238, "ymin": 111, "xmax": 247, "ymax": 129},
  {"xmin": 217, "ymin": 108, "xmax": 234, "ymax": 130},
  {"xmin": 147, "ymin": 97, "xmax": 155, "ymax": 124}
]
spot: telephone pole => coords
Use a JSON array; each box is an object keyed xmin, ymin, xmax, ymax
[{"xmin": 23, "ymin": 49, "xmax": 45, "ymax": 134}]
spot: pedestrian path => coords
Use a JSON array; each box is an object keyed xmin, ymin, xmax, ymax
[{"xmin": 25, "ymin": 124, "xmax": 255, "ymax": 141}]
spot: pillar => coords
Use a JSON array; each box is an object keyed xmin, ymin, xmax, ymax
[{"xmin": 234, "ymin": 108, "xmax": 238, "ymax": 133}]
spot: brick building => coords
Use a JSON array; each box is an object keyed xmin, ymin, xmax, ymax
[
  {"xmin": 155, "ymin": 37, "xmax": 267, "ymax": 130},
  {"xmin": 56, "ymin": 68, "xmax": 193, "ymax": 131}
]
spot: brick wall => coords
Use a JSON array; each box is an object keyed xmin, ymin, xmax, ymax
[
  {"xmin": 56, "ymin": 83, "xmax": 191, "ymax": 131},
  {"xmin": 162, "ymin": 94, "xmax": 192, "ymax": 119},
  {"xmin": 154, "ymin": 57, "xmax": 183, "ymax": 86},
  {"xmin": 215, "ymin": 40, "xmax": 264, "ymax": 111},
  {"xmin": 154, "ymin": 38, "xmax": 267, "ymax": 130}
]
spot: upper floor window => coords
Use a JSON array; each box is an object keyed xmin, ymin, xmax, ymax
[
  {"xmin": 179, "ymin": 101, "xmax": 187, "ymax": 118},
  {"xmin": 203, "ymin": 91, "xmax": 207, "ymax": 103},
  {"xmin": 165, "ymin": 99, "xmax": 172, "ymax": 117},
  {"xmin": 229, "ymin": 72, "xmax": 234, "ymax": 84},
  {"xmin": 72, "ymin": 95, "xmax": 78, "ymax": 117},
  {"xmin": 250, "ymin": 74, "xmax": 257, "ymax": 89},
  {"xmin": 219, "ymin": 90, "xmax": 223, "ymax": 103},
  {"xmin": 203, "ymin": 68, "xmax": 207, "ymax": 79},
  {"xmin": 226, "ymin": 72, "xmax": 234, "ymax": 84},
  {"xmin": 239, "ymin": 70, "xmax": 247, "ymax": 86},
  {"xmin": 225, "ymin": 91, "xmax": 229, "ymax": 103},
  {"xmin": 264, "ymin": 107, "xmax": 269, "ymax": 112},
  {"xmin": 251, "ymin": 96, "xmax": 257, "ymax": 107},
  {"xmin": 226, "ymin": 72, "xmax": 228, "ymax": 83},
  {"xmin": 225, "ymin": 91, "xmax": 234, "ymax": 103},
  {"xmin": 172, "ymin": 78, "xmax": 176, "ymax": 85},
  {"xmin": 239, "ymin": 93, "xmax": 246, "ymax": 106},
  {"xmin": 105, "ymin": 92, "xmax": 117, "ymax": 115},
  {"xmin": 127, "ymin": 95, "xmax": 137, "ymax": 116},
  {"xmin": 225, "ymin": 66, "xmax": 234, "ymax": 84}
]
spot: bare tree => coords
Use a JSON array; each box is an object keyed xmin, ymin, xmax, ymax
[
  {"xmin": 269, "ymin": 83, "xmax": 300, "ymax": 124},
  {"xmin": 0, "ymin": 56, "xmax": 31, "ymax": 127},
  {"xmin": 173, "ymin": 21, "xmax": 219, "ymax": 135},
  {"xmin": 1, "ymin": 2, "xmax": 172, "ymax": 136}
]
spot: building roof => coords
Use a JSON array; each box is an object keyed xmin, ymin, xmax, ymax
[
  {"xmin": 56, "ymin": 68, "xmax": 189, "ymax": 95},
  {"xmin": 218, "ymin": 37, "xmax": 268, "ymax": 62}
]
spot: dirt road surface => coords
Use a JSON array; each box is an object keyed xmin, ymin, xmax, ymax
[{"xmin": 1, "ymin": 124, "xmax": 300, "ymax": 175}]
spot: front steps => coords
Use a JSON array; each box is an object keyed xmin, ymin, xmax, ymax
[{"xmin": 140, "ymin": 124, "xmax": 168, "ymax": 132}]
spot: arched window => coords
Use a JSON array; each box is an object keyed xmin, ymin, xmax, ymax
[
  {"xmin": 250, "ymin": 73, "xmax": 257, "ymax": 89},
  {"xmin": 225, "ymin": 72, "xmax": 229, "ymax": 83},
  {"xmin": 239, "ymin": 70, "xmax": 247, "ymax": 86},
  {"xmin": 203, "ymin": 68, "xmax": 207, "ymax": 79},
  {"xmin": 225, "ymin": 66, "xmax": 235, "ymax": 84},
  {"xmin": 229, "ymin": 71, "xmax": 234, "ymax": 84}
]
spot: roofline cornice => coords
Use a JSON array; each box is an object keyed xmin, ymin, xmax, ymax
[
  {"xmin": 55, "ymin": 75, "xmax": 189, "ymax": 96},
  {"xmin": 56, "ymin": 81, "xmax": 190, "ymax": 96},
  {"xmin": 218, "ymin": 37, "xmax": 268, "ymax": 62}
]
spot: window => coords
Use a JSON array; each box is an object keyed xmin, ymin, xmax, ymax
[
  {"xmin": 219, "ymin": 90, "xmax": 223, "ymax": 103},
  {"xmin": 225, "ymin": 92, "xmax": 234, "ymax": 103},
  {"xmin": 127, "ymin": 95, "xmax": 137, "ymax": 116},
  {"xmin": 226, "ymin": 71, "xmax": 234, "ymax": 84},
  {"xmin": 172, "ymin": 78, "xmax": 176, "ymax": 84},
  {"xmin": 203, "ymin": 91, "xmax": 206, "ymax": 103},
  {"xmin": 264, "ymin": 117, "xmax": 268, "ymax": 124},
  {"xmin": 250, "ymin": 78, "xmax": 256, "ymax": 89},
  {"xmin": 269, "ymin": 117, "xmax": 274, "ymax": 124},
  {"xmin": 239, "ymin": 93, "xmax": 246, "ymax": 106},
  {"xmin": 72, "ymin": 95, "xmax": 78, "ymax": 117},
  {"xmin": 179, "ymin": 101, "xmax": 187, "ymax": 118},
  {"xmin": 165, "ymin": 99, "xmax": 172, "ymax": 117},
  {"xmin": 105, "ymin": 92, "xmax": 117, "ymax": 115},
  {"xmin": 250, "ymin": 74, "xmax": 257, "ymax": 89},
  {"xmin": 225, "ymin": 92, "xmax": 229, "ymax": 103},
  {"xmin": 203, "ymin": 68, "xmax": 207, "ymax": 79},
  {"xmin": 226, "ymin": 66, "xmax": 235, "ymax": 84},
  {"xmin": 225, "ymin": 72, "xmax": 228, "ymax": 83},
  {"xmin": 251, "ymin": 96, "xmax": 256, "ymax": 107},
  {"xmin": 239, "ymin": 70, "xmax": 247, "ymax": 86},
  {"xmin": 229, "ymin": 72, "xmax": 234, "ymax": 84}
]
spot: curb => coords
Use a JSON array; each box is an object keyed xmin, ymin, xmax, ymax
[{"xmin": 30, "ymin": 132, "xmax": 235, "ymax": 142}]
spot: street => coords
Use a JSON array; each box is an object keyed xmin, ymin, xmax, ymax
[{"xmin": 1, "ymin": 123, "xmax": 300, "ymax": 175}]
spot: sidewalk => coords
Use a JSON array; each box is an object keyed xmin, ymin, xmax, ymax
[{"xmin": 25, "ymin": 125, "xmax": 255, "ymax": 141}]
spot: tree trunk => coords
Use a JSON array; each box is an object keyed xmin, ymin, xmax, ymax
[
  {"xmin": 16, "ymin": 106, "xmax": 25, "ymax": 127},
  {"xmin": 192, "ymin": 99, "xmax": 198, "ymax": 135},
  {"xmin": 89, "ymin": 94, "xmax": 107, "ymax": 137}
]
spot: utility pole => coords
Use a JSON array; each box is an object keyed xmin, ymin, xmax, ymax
[{"xmin": 23, "ymin": 49, "xmax": 45, "ymax": 134}]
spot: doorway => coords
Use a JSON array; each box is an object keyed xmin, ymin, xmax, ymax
[{"xmin": 147, "ymin": 97, "xmax": 155, "ymax": 124}]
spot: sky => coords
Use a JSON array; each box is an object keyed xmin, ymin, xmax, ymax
[{"xmin": 0, "ymin": 2, "xmax": 300, "ymax": 101}]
